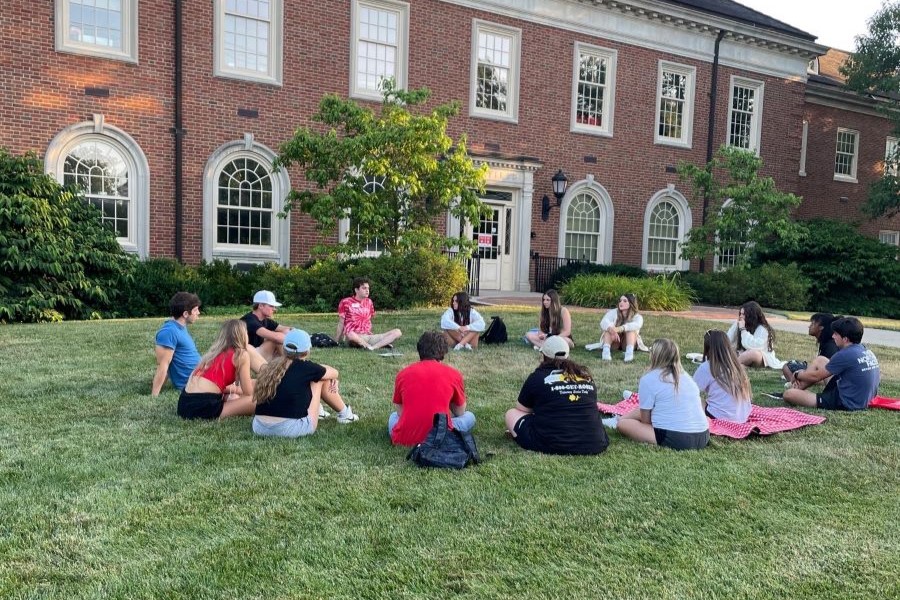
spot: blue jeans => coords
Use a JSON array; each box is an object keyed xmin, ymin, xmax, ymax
[{"xmin": 387, "ymin": 411, "xmax": 476, "ymax": 435}]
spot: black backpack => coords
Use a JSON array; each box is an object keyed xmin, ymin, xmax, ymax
[
  {"xmin": 310, "ymin": 332, "xmax": 339, "ymax": 348},
  {"xmin": 479, "ymin": 316, "xmax": 508, "ymax": 345},
  {"xmin": 407, "ymin": 413, "xmax": 482, "ymax": 469}
]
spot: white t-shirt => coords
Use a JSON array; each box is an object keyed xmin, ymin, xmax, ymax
[
  {"xmin": 638, "ymin": 369, "xmax": 708, "ymax": 433},
  {"xmin": 692, "ymin": 361, "xmax": 752, "ymax": 423}
]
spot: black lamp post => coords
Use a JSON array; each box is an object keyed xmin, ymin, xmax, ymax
[{"xmin": 541, "ymin": 169, "xmax": 569, "ymax": 221}]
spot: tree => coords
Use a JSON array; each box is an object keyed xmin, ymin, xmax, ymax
[
  {"xmin": 840, "ymin": 1, "xmax": 900, "ymax": 218},
  {"xmin": 0, "ymin": 149, "xmax": 134, "ymax": 322},
  {"xmin": 275, "ymin": 81, "xmax": 488, "ymax": 255},
  {"xmin": 676, "ymin": 145, "xmax": 804, "ymax": 269}
]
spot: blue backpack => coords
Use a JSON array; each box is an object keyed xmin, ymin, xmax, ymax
[{"xmin": 407, "ymin": 413, "xmax": 482, "ymax": 469}]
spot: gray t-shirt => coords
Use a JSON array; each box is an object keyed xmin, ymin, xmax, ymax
[
  {"xmin": 693, "ymin": 361, "xmax": 752, "ymax": 423},
  {"xmin": 638, "ymin": 369, "xmax": 709, "ymax": 433}
]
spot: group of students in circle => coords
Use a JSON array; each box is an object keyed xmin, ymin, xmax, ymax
[{"xmin": 154, "ymin": 282, "xmax": 881, "ymax": 455}]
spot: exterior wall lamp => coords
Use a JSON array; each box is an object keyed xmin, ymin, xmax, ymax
[{"xmin": 541, "ymin": 169, "xmax": 569, "ymax": 221}]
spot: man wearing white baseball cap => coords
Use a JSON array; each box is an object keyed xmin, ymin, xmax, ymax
[{"xmin": 241, "ymin": 290, "xmax": 293, "ymax": 361}]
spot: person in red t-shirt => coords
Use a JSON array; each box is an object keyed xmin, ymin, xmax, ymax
[
  {"xmin": 335, "ymin": 277, "xmax": 402, "ymax": 351},
  {"xmin": 388, "ymin": 331, "xmax": 476, "ymax": 446}
]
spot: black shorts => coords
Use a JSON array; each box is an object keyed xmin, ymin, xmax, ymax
[
  {"xmin": 512, "ymin": 415, "xmax": 546, "ymax": 453},
  {"xmin": 177, "ymin": 391, "xmax": 224, "ymax": 420},
  {"xmin": 816, "ymin": 379, "xmax": 847, "ymax": 411},
  {"xmin": 654, "ymin": 428, "xmax": 709, "ymax": 450}
]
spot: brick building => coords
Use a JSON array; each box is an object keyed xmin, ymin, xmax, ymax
[{"xmin": 2, "ymin": 0, "xmax": 897, "ymax": 291}]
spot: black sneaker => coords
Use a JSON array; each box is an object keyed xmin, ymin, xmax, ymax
[{"xmin": 761, "ymin": 391, "xmax": 784, "ymax": 400}]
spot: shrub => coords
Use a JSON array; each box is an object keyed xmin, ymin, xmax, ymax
[
  {"xmin": 0, "ymin": 150, "xmax": 134, "ymax": 323},
  {"xmin": 196, "ymin": 259, "xmax": 254, "ymax": 307},
  {"xmin": 117, "ymin": 258, "xmax": 203, "ymax": 318},
  {"xmin": 546, "ymin": 262, "xmax": 646, "ymax": 291},
  {"xmin": 682, "ymin": 263, "xmax": 811, "ymax": 311},
  {"xmin": 752, "ymin": 218, "xmax": 900, "ymax": 318},
  {"xmin": 561, "ymin": 274, "xmax": 695, "ymax": 311}
]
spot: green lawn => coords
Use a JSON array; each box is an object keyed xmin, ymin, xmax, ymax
[{"xmin": 1, "ymin": 309, "xmax": 898, "ymax": 599}]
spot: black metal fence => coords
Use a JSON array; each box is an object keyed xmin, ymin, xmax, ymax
[
  {"xmin": 443, "ymin": 251, "xmax": 481, "ymax": 296},
  {"xmin": 531, "ymin": 253, "xmax": 588, "ymax": 293}
]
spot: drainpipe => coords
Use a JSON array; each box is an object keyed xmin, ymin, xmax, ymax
[
  {"xmin": 699, "ymin": 28, "xmax": 726, "ymax": 274},
  {"xmin": 172, "ymin": 0, "xmax": 185, "ymax": 261}
]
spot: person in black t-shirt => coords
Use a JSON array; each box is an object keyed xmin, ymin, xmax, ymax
[
  {"xmin": 504, "ymin": 336, "xmax": 609, "ymax": 456},
  {"xmin": 251, "ymin": 330, "xmax": 358, "ymax": 438},
  {"xmin": 782, "ymin": 313, "xmax": 840, "ymax": 390},
  {"xmin": 241, "ymin": 290, "xmax": 294, "ymax": 361}
]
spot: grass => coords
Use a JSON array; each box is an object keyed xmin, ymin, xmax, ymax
[
  {"xmin": 776, "ymin": 311, "xmax": 900, "ymax": 333},
  {"xmin": 1, "ymin": 309, "xmax": 898, "ymax": 599}
]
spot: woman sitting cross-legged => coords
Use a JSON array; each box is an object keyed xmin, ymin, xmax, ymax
[
  {"xmin": 524, "ymin": 289, "xmax": 574, "ymax": 349},
  {"xmin": 177, "ymin": 319, "xmax": 263, "ymax": 420},
  {"xmin": 505, "ymin": 336, "xmax": 609, "ymax": 455},
  {"xmin": 615, "ymin": 338, "xmax": 709, "ymax": 450},
  {"xmin": 440, "ymin": 291, "xmax": 486, "ymax": 350},
  {"xmin": 726, "ymin": 300, "xmax": 785, "ymax": 370},
  {"xmin": 693, "ymin": 330, "xmax": 753, "ymax": 423},
  {"xmin": 252, "ymin": 329, "xmax": 358, "ymax": 438}
]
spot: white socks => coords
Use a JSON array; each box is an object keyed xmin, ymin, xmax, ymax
[
  {"xmin": 601, "ymin": 345, "xmax": 611, "ymax": 361},
  {"xmin": 624, "ymin": 345, "xmax": 635, "ymax": 362}
]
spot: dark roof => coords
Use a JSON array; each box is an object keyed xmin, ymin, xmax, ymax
[{"xmin": 665, "ymin": 0, "xmax": 817, "ymax": 41}]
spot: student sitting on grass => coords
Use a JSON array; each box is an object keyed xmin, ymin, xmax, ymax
[
  {"xmin": 252, "ymin": 330, "xmax": 358, "ymax": 438},
  {"xmin": 524, "ymin": 289, "xmax": 574, "ymax": 349},
  {"xmin": 781, "ymin": 313, "xmax": 839, "ymax": 390},
  {"xmin": 693, "ymin": 330, "xmax": 752, "ymax": 423},
  {"xmin": 588, "ymin": 293, "xmax": 647, "ymax": 362},
  {"xmin": 505, "ymin": 336, "xmax": 609, "ymax": 456},
  {"xmin": 726, "ymin": 301, "xmax": 785, "ymax": 370},
  {"xmin": 177, "ymin": 320, "xmax": 262, "ymax": 420},
  {"xmin": 440, "ymin": 291, "xmax": 486, "ymax": 350},
  {"xmin": 614, "ymin": 338, "xmax": 709, "ymax": 450}
]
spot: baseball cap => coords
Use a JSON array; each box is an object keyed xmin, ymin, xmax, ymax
[
  {"xmin": 253, "ymin": 290, "xmax": 282, "ymax": 307},
  {"xmin": 540, "ymin": 336, "xmax": 570, "ymax": 360},
  {"xmin": 283, "ymin": 329, "xmax": 311, "ymax": 354}
]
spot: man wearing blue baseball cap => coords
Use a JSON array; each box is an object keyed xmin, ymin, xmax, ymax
[{"xmin": 241, "ymin": 290, "xmax": 293, "ymax": 361}]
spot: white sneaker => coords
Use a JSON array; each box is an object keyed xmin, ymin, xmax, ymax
[
  {"xmin": 337, "ymin": 406, "xmax": 359, "ymax": 424},
  {"xmin": 534, "ymin": 345, "xmax": 541, "ymax": 351},
  {"xmin": 622, "ymin": 390, "xmax": 634, "ymax": 400},
  {"xmin": 601, "ymin": 416, "xmax": 619, "ymax": 429},
  {"xmin": 601, "ymin": 347, "xmax": 611, "ymax": 361},
  {"xmin": 319, "ymin": 405, "xmax": 332, "ymax": 419},
  {"xmin": 453, "ymin": 342, "xmax": 464, "ymax": 351},
  {"xmin": 623, "ymin": 349, "xmax": 634, "ymax": 363},
  {"xmin": 464, "ymin": 343, "xmax": 473, "ymax": 351},
  {"xmin": 585, "ymin": 342, "xmax": 603, "ymax": 351}
]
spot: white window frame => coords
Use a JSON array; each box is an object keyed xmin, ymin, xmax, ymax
[
  {"xmin": 203, "ymin": 134, "xmax": 291, "ymax": 265},
  {"xmin": 350, "ymin": 0, "xmax": 409, "ymax": 101},
  {"xmin": 712, "ymin": 199, "xmax": 752, "ymax": 271},
  {"xmin": 726, "ymin": 76, "xmax": 765, "ymax": 154},
  {"xmin": 570, "ymin": 42, "xmax": 617, "ymax": 137},
  {"xmin": 654, "ymin": 61, "xmax": 695, "ymax": 148},
  {"xmin": 884, "ymin": 136, "xmax": 898, "ymax": 177},
  {"xmin": 44, "ymin": 115, "xmax": 150, "ymax": 258},
  {"xmin": 879, "ymin": 230, "xmax": 899, "ymax": 246},
  {"xmin": 55, "ymin": 0, "xmax": 139, "ymax": 63},
  {"xmin": 556, "ymin": 177, "xmax": 615, "ymax": 264},
  {"xmin": 469, "ymin": 20, "xmax": 521, "ymax": 123},
  {"xmin": 641, "ymin": 187, "xmax": 692, "ymax": 272},
  {"xmin": 834, "ymin": 127, "xmax": 860, "ymax": 183},
  {"xmin": 213, "ymin": 0, "xmax": 284, "ymax": 86}
]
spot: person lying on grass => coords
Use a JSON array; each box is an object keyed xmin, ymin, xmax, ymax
[
  {"xmin": 692, "ymin": 330, "xmax": 752, "ymax": 423},
  {"xmin": 177, "ymin": 319, "xmax": 264, "ymax": 420},
  {"xmin": 615, "ymin": 338, "xmax": 710, "ymax": 450},
  {"xmin": 252, "ymin": 329, "xmax": 358, "ymax": 438},
  {"xmin": 505, "ymin": 336, "xmax": 609, "ymax": 456}
]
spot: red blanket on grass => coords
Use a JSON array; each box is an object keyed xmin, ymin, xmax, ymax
[
  {"xmin": 869, "ymin": 395, "xmax": 900, "ymax": 410},
  {"xmin": 597, "ymin": 395, "xmax": 826, "ymax": 439}
]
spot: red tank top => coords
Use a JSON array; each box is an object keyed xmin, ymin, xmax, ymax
[{"xmin": 195, "ymin": 349, "xmax": 237, "ymax": 392}]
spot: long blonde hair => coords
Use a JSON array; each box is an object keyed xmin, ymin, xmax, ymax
[
  {"xmin": 649, "ymin": 338, "xmax": 682, "ymax": 393},
  {"xmin": 253, "ymin": 351, "xmax": 309, "ymax": 405},
  {"xmin": 703, "ymin": 330, "xmax": 752, "ymax": 402},
  {"xmin": 195, "ymin": 319, "xmax": 247, "ymax": 375}
]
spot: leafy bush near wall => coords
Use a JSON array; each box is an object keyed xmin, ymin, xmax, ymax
[
  {"xmin": 752, "ymin": 218, "xmax": 900, "ymax": 318},
  {"xmin": 546, "ymin": 262, "xmax": 647, "ymax": 291},
  {"xmin": 0, "ymin": 150, "xmax": 134, "ymax": 323},
  {"xmin": 681, "ymin": 263, "xmax": 811, "ymax": 311},
  {"xmin": 561, "ymin": 274, "xmax": 694, "ymax": 311}
]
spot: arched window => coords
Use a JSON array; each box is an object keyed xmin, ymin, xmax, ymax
[
  {"xmin": 204, "ymin": 135, "xmax": 290, "ymax": 264},
  {"xmin": 556, "ymin": 176, "xmax": 614, "ymax": 264},
  {"xmin": 642, "ymin": 188, "xmax": 691, "ymax": 271},
  {"xmin": 45, "ymin": 116, "xmax": 150, "ymax": 257},
  {"xmin": 714, "ymin": 199, "xmax": 751, "ymax": 271}
]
